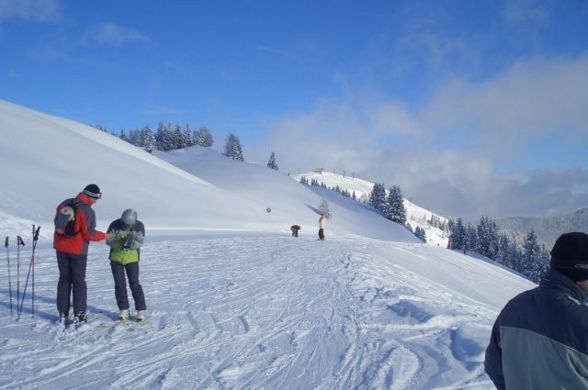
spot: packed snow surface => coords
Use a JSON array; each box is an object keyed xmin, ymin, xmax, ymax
[
  {"xmin": 0, "ymin": 100, "xmax": 536, "ymax": 388},
  {"xmin": 1, "ymin": 233, "xmax": 533, "ymax": 389}
]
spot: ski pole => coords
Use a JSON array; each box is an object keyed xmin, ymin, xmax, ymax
[
  {"xmin": 19, "ymin": 226, "xmax": 40, "ymax": 318},
  {"xmin": 5, "ymin": 237, "xmax": 13, "ymax": 317},
  {"xmin": 32, "ymin": 226, "xmax": 40, "ymax": 317},
  {"xmin": 17, "ymin": 236, "xmax": 24, "ymax": 314}
]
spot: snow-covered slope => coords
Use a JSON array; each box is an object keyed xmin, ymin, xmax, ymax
[
  {"xmin": 1, "ymin": 234, "xmax": 534, "ymax": 389},
  {"xmin": 0, "ymin": 100, "xmax": 416, "ymax": 243},
  {"xmin": 0, "ymin": 100, "xmax": 249, "ymax": 234},
  {"xmin": 158, "ymin": 149, "xmax": 417, "ymax": 242},
  {"xmin": 0, "ymin": 100, "xmax": 536, "ymax": 389},
  {"xmin": 293, "ymin": 171, "xmax": 451, "ymax": 247}
]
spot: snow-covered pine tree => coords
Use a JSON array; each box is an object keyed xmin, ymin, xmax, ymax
[
  {"xmin": 414, "ymin": 226, "xmax": 427, "ymax": 242},
  {"xmin": 369, "ymin": 183, "xmax": 387, "ymax": 214},
  {"xmin": 450, "ymin": 218, "xmax": 466, "ymax": 250},
  {"xmin": 476, "ymin": 216, "xmax": 499, "ymax": 259},
  {"xmin": 156, "ymin": 122, "xmax": 176, "ymax": 151},
  {"xmin": 183, "ymin": 125, "xmax": 193, "ymax": 147},
  {"xmin": 267, "ymin": 152, "xmax": 279, "ymax": 170},
  {"xmin": 194, "ymin": 127, "xmax": 214, "ymax": 147},
  {"xmin": 174, "ymin": 124, "xmax": 185, "ymax": 149},
  {"xmin": 119, "ymin": 129, "xmax": 128, "ymax": 142},
  {"xmin": 523, "ymin": 230, "xmax": 548, "ymax": 282},
  {"xmin": 127, "ymin": 129, "xmax": 142, "ymax": 146},
  {"xmin": 385, "ymin": 185, "xmax": 407, "ymax": 225},
  {"xmin": 143, "ymin": 125, "xmax": 156, "ymax": 154},
  {"xmin": 223, "ymin": 134, "xmax": 244, "ymax": 161},
  {"xmin": 465, "ymin": 223, "xmax": 478, "ymax": 253},
  {"xmin": 496, "ymin": 233, "xmax": 511, "ymax": 267}
]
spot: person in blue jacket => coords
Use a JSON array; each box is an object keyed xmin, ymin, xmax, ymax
[{"xmin": 484, "ymin": 232, "xmax": 588, "ymax": 389}]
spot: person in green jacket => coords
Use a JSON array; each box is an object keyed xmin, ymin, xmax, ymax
[{"xmin": 106, "ymin": 209, "xmax": 146, "ymax": 322}]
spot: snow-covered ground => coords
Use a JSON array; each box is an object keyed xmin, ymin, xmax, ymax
[
  {"xmin": 292, "ymin": 171, "xmax": 450, "ymax": 247},
  {"xmin": 1, "ymin": 233, "xmax": 533, "ymax": 389},
  {"xmin": 0, "ymin": 100, "xmax": 536, "ymax": 388}
]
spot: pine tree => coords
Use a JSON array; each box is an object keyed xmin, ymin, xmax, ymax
[
  {"xmin": 496, "ymin": 233, "xmax": 512, "ymax": 267},
  {"xmin": 183, "ymin": 125, "xmax": 193, "ymax": 147},
  {"xmin": 385, "ymin": 185, "xmax": 407, "ymax": 225},
  {"xmin": 465, "ymin": 223, "xmax": 478, "ymax": 253},
  {"xmin": 143, "ymin": 125, "xmax": 156, "ymax": 154},
  {"xmin": 119, "ymin": 129, "xmax": 128, "ymax": 142},
  {"xmin": 414, "ymin": 226, "xmax": 427, "ymax": 242},
  {"xmin": 128, "ymin": 129, "xmax": 142, "ymax": 146},
  {"xmin": 523, "ymin": 231, "xmax": 548, "ymax": 282},
  {"xmin": 156, "ymin": 122, "xmax": 176, "ymax": 151},
  {"xmin": 223, "ymin": 134, "xmax": 244, "ymax": 161},
  {"xmin": 369, "ymin": 183, "xmax": 387, "ymax": 214},
  {"xmin": 194, "ymin": 127, "xmax": 214, "ymax": 147},
  {"xmin": 450, "ymin": 218, "xmax": 466, "ymax": 250},
  {"xmin": 476, "ymin": 216, "xmax": 499, "ymax": 259},
  {"xmin": 267, "ymin": 152, "xmax": 279, "ymax": 170},
  {"xmin": 174, "ymin": 124, "xmax": 185, "ymax": 149}
]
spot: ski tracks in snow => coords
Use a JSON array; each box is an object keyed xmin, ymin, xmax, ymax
[{"xmin": 0, "ymin": 234, "xmax": 498, "ymax": 389}]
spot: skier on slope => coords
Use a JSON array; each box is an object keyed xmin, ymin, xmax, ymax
[
  {"xmin": 485, "ymin": 232, "xmax": 588, "ymax": 389},
  {"xmin": 53, "ymin": 184, "xmax": 108, "ymax": 325},
  {"xmin": 105, "ymin": 209, "xmax": 147, "ymax": 322},
  {"xmin": 291, "ymin": 225, "xmax": 301, "ymax": 237},
  {"xmin": 318, "ymin": 214, "xmax": 326, "ymax": 240}
]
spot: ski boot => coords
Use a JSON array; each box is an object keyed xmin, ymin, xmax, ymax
[{"xmin": 118, "ymin": 309, "xmax": 129, "ymax": 322}]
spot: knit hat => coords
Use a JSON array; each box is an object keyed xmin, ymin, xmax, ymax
[
  {"xmin": 83, "ymin": 184, "xmax": 102, "ymax": 199},
  {"xmin": 550, "ymin": 232, "xmax": 588, "ymax": 282}
]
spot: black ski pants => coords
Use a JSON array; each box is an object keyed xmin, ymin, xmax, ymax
[
  {"xmin": 110, "ymin": 261, "xmax": 146, "ymax": 311},
  {"xmin": 56, "ymin": 251, "xmax": 87, "ymax": 316},
  {"xmin": 318, "ymin": 228, "xmax": 325, "ymax": 240}
]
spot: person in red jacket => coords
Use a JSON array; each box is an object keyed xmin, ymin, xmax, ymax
[{"xmin": 53, "ymin": 184, "xmax": 108, "ymax": 324}]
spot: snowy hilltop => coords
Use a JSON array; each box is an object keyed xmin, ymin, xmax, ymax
[
  {"xmin": 0, "ymin": 99, "xmax": 416, "ymax": 243},
  {"xmin": 293, "ymin": 170, "xmax": 451, "ymax": 247},
  {"xmin": 0, "ymin": 100, "xmax": 535, "ymax": 389}
]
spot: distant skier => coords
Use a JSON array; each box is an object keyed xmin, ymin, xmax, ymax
[
  {"xmin": 290, "ymin": 225, "xmax": 301, "ymax": 237},
  {"xmin": 318, "ymin": 214, "xmax": 326, "ymax": 240},
  {"xmin": 106, "ymin": 209, "xmax": 147, "ymax": 322},
  {"xmin": 53, "ymin": 184, "xmax": 108, "ymax": 325},
  {"xmin": 485, "ymin": 232, "xmax": 588, "ymax": 389}
]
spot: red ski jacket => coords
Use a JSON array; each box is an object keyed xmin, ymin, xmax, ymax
[{"xmin": 53, "ymin": 193, "xmax": 106, "ymax": 255}]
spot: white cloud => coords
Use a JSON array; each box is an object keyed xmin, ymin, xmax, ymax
[
  {"xmin": 0, "ymin": 0, "xmax": 61, "ymax": 22},
  {"xmin": 256, "ymin": 54, "xmax": 588, "ymax": 219},
  {"xmin": 89, "ymin": 23, "xmax": 149, "ymax": 46}
]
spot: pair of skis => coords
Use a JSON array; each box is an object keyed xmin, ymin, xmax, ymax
[
  {"xmin": 61, "ymin": 313, "xmax": 147, "ymax": 332},
  {"xmin": 4, "ymin": 225, "xmax": 41, "ymax": 319}
]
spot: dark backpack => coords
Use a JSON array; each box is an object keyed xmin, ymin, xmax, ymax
[{"xmin": 54, "ymin": 200, "xmax": 79, "ymax": 236}]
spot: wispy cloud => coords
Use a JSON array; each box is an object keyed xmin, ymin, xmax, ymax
[
  {"xmin": 88, "ymin": 23, "xmax": 149, "ymax": 46},
  {"xmin": 0, "ymin": 0, "xmax": 61, "ymax": 22}
]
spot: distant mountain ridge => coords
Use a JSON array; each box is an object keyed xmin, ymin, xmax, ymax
[{"xmin": 497, "ymin": 208, "xmax": 588, "ymax": 248}]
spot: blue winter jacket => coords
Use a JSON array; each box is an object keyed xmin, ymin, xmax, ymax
[{"xmin": 485, "ymin": 269, "xmax": 588, "ymax": 389}]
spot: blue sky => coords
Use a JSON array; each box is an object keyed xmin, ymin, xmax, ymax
[{"xmin": 1, "ymin": 0, "xmax": 588, "ymax": 218}]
